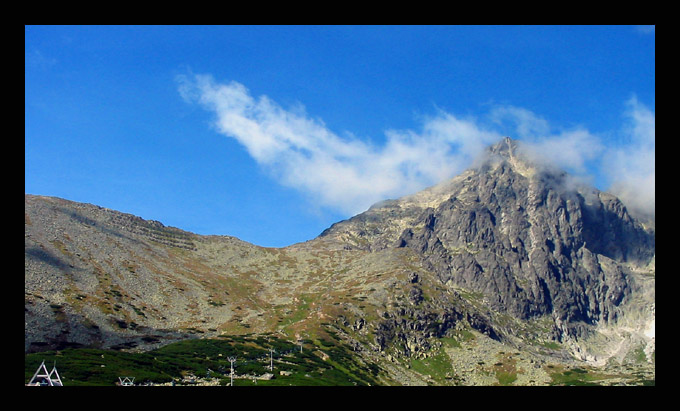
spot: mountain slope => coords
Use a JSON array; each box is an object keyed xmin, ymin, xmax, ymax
[
  {"xmin": 313, "ymin": 137, "xmax": 655, "ymax": 367},
  {"xmin": 317, "ymin": 137, "xmax": 654, "ymax": 332},
  {"xmin": 24, "ymin": 137, "xmax": 655, "ymax": 385}
]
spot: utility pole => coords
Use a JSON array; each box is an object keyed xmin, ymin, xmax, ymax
[
  {"xmin": 227, "ymin": 356, "xmax": 236, "ymax": 386},
  {"xmin": 269, "ymin": 348, "xmax": 275, "ymax": 372}
]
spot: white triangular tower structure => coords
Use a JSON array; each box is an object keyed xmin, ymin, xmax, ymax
[
  {"xmin": 118, "ymin": 376, "xmax": 135, "ymax": 386},
  {"xmin": 27, "ymin": 361, "xmax": 63, "ymax": 386}
]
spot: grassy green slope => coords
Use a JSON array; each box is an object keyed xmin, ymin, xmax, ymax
[{"xmin": 25, "ymin": 333, "xmax": 384, "ymax": 386}]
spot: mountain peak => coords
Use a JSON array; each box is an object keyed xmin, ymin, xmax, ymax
[
  {"xmin": 480, "ymin": 136, "xmax": 539, "ymax": 179},
  {"xmin": 487, "ymin": 136, "xmax": 518, "ymax": 158},
  {"xmin": 315, "ymin": 134, "xmax": 654, "ymax": 329}
]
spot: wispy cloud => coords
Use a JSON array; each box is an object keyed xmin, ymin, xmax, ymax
[
  {"xmin": 603, "ymin": 96, "xmax": 655, "ymax": 219},
  {"xmin": 489, "ymin": 99, "xmax": 654, "ymax": 219},
  {"xmin": 178, "ymin": 74, "xmax": 500, "ymax": 215},
  {"xmin": 178, "ymin": 74, "xmax": 654, "ymax": 220},
  {"xmin": 488, "ymin": 105, "xmax": 605, "ymax": 175}
]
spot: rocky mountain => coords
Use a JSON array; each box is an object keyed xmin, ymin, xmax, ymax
[
  {"xmin": 318, "ymin": 138, "xmax": 654, "ymax": 338},
  {"xmin": 25, "ymin": 137, "xmax": 655, "ymax": 385}
]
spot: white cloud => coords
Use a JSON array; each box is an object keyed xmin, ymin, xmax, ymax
[
  {"xmin": 488, "ymin": 104, "xmax": 604, "ymax": 175},
  {"xmin": 179, "ymin": 74, "xmax": 654, "ymax": 221},
  {"xmin": 178, "ymin": 74, "xmax": 501, "ymax": 215},
  {"xmin": 519, "ymin": 129, "xmax": 605, "ymax": 175},
  {"xmin": 491, "ymin": 99, "xmax": 654, "ymax": 220},
  {"xmin": 489, "ymin": 105, "xmax": 551, "ymax": 139},
  {"xmin": 603, "ymin": 96, "xmax": 655, "ymax": 219}
]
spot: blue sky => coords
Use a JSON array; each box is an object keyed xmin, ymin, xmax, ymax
[{"xmin": 25, "ymin": 25, "xmax": 655, "ymax": 247}]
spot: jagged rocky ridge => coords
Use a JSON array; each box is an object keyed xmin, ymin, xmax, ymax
[
  {"xmin": 319, "ymin": 138, "xmax": 654, "ymax": 342},
  {"xmin": 25, "ymin": 137, "xmax": 655, "ymax": 383}
]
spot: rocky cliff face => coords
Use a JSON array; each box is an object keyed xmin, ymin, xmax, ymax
[{"xmin": 317, "ymin": 137, "xmax": 654, "ymax": 344}]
